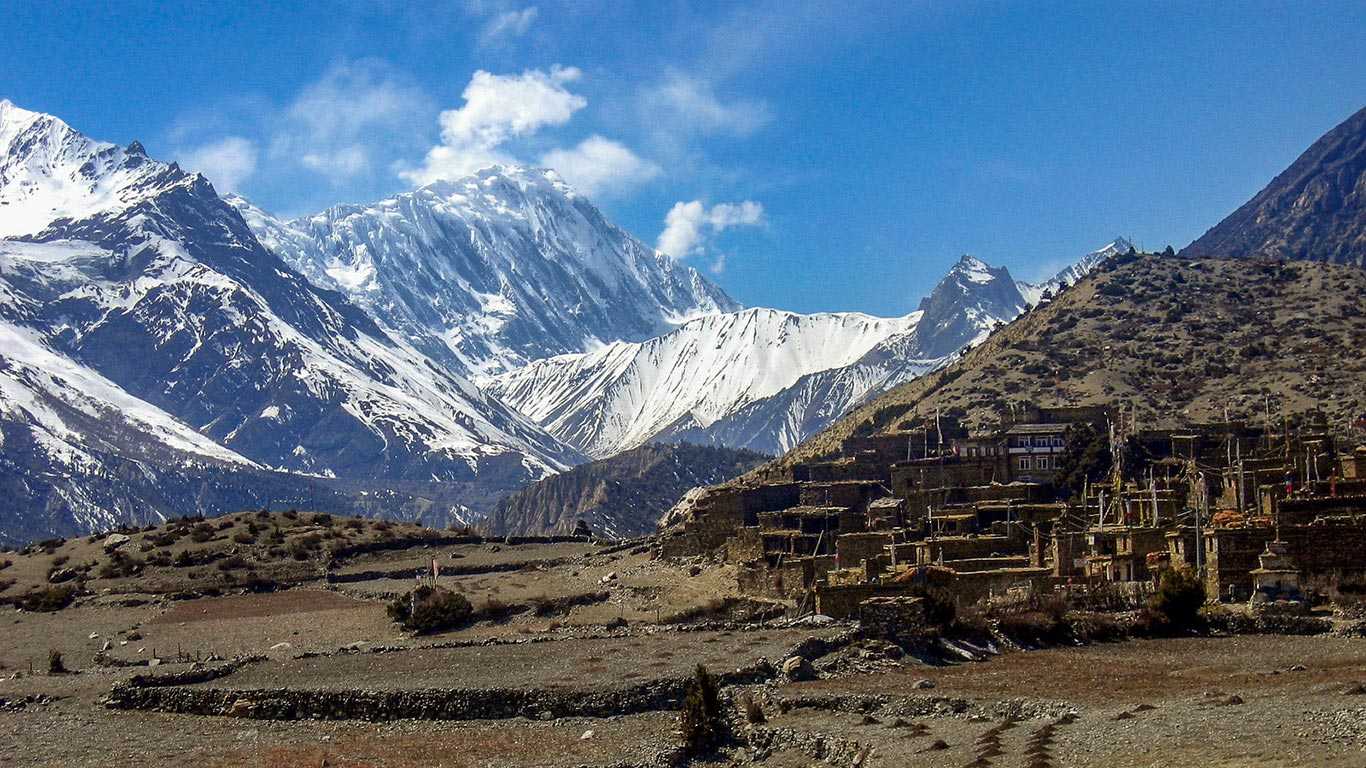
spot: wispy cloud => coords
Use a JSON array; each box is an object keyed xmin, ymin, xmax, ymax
[
  {"xmin": 479, "ymin": 6, "xmax": 538, "ymax": 47},
  {"xmin": 272, "ymin": 60, "xmax": 433, "ymax": 182},
  {"xmin": 641, "ymin": 72, "xmax": 769, "ymax": 139},
  {"xmin": 177, "ymin": 136, "xmax": 258, "ymax": 193},
  {"xmin": 657, "ymin": 199, "xmax": 765, "ymax": 264},
  {"xmin": 539, "ymin": 135, "xmax": 660, "ymax": 198}
]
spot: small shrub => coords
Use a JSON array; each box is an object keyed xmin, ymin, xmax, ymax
[
  {"xmin": 216, "ymin": 555, "xmax": 248, "ymax": 572},
  {"xmin": 388, "ymin": 586, "xmax": 474, "ymax": 634},
  {"xmin": 996, "ymin": 610, "xmax": 1068, "ymax": 646},
  {"xmin": 1140, "ymin": 566, "xmax": 1206, "ymax": 635},
  {"xmin": 680, "ymin": 664, "xmax": 723, "ymax": 755},
  {"xmin": 475, "ymin": 598, "xmax": 521, "ymax": 623},
  {"xmin": 97, "ymin": 552, "xmax": 144, "ymax": 579},
  {"xmin": 312, "ymin": 513, "xmax": 332, "ymax": 526},
  {"xmin": 738, "ymin": 692, "xmax": 766, "ymax": 724},
  {"xmin": 172, "ymin": 550, "xmax": 194, "ymax": 568},
  {"xmin": 0, "ymin": 559, "xmax": 11, "ymax": 571},
  {"xmin": 188, "ymin": 524, "xmax": 216, "ymax": 543},
  {"xmin": 47, "ymin": 649, "xmax": 66, "ymax": 674},
  {"xmin": 21, "ymin": 586, "xmax": 76, "ymax": 613},
  {"xmin": 231, "ymin": 532, "xmax": 254, "ymax": 544}
]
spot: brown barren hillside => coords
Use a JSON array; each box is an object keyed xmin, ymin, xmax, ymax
[
  {"xmin": 1183, "ymin": 105, "xmax": 1366, "ymax": 266},
  {"xmin": 753, "ymin": 252, "xmax": 1366, "ymax": 477}
]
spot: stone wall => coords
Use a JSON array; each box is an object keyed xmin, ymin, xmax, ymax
[
  {"xmin": 858, "ymin": 596, "xmax": 930, "ymax": 644},
  {"xmin": 1207, "ymin": 524, "xmax": 1366, "ymax": 600},
  {"xmin": 834, "ymin": 532, "xmax": 894, "ymax": 570}
]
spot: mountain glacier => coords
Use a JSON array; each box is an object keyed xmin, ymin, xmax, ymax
[
  {"xmin": 486, "ymin": 308, "xmax": 920, "ymax": 458},
  {"xmin": 488, "ymin": 248, "xmax": 1121, "ymax": 457},
  {"xmin": 228, "ymin": 166, "xmax": 738, "ymax": 379},
  {"xmin": 0, "ymin": 100, "xmax": 584, "ymax": 538}
]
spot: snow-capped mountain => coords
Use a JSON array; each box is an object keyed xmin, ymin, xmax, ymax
[
  {"xmin": 490, "ymin": 246, "xmax": 1116, "ymax": 457},
  {"xmin": 0, "ymin": 101, "xmax": 582, "ymax": 538},
  {"xmin": 486, "ymin": 308, "xmax": 920, "ymax": 458},
  {"xmin": 1016, "ymin": 238, "xmax": 1133, "ymax": 306},
  {"xmin": 228, "ymin": 166, "xmax": 738, "ymax": 379}
]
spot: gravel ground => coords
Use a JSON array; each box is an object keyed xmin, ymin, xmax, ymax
[
  {"xmin": 197, "ymin": 628, "xmax": 835, "ymax": 691},
  {"xmin": 762, "ymin": 635, "xmax": 1366, "ymax": 767}
]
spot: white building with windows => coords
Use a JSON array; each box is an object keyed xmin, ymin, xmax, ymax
[{"xmin": 1005, "ymin": 423, "xmax": 1069, "ymax": 482}]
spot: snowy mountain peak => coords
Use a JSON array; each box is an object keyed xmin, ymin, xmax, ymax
[
  {"xmin": 0, "ymin": 101, "xmax": 186, "ymax": 238},
  {"xmin": 232, "ymin": 164, "xmax": 739, "ymax": 378},
  {"xmin": 1016, "ymin": 236, "xmax": 1135, "ymax": 306}
]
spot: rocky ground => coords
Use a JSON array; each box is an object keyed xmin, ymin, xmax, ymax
[{"xmin": 4, "ymin": 515, "xmax": 1366, "ymax": 767}]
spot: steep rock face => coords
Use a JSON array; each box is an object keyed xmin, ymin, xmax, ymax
[
  {"xmin": 484, "ymin": 443, "xmax": 767, "ymax": 538},
  {"xmin": 486, "ymin": 308, "xmax": 921, "ymax": 458},
  {"xmin": 0, "ymin": 304, "xmax": 364, "ymax": 543},
  {"xmin": 229, "ymin": 167, "xmax": 739, "ymax": 379},
  {"xmin": 1183, "ymin": 105, "xmax": 1366, "ymax": 266},
  {"xmin": 0, "ymin": 102, "xmax": 583, "ymax": 539}
]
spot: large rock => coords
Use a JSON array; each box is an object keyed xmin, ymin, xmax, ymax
[{"xmin": 781, "ymin": 655, "xmax": 815, "ymax": 681}]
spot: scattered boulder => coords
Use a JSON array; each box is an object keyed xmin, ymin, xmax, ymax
[
  {"xmin": 781, "ymin": 655, "xmax": 816, "ymax": 681},
  {"xmin": 912, "ymin": 678, "xmax": 935, "ymax": 690},
  {"xmin": 102, "ymin": 534, "xmax": 132, "ymax": 553}
]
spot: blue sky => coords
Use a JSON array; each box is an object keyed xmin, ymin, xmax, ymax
[{"xmin": 3, "ymin": 1, "xmax": 1364, "ymax": 315}]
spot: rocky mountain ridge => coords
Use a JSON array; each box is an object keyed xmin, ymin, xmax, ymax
[
  {"xmin": 228, "ymin": 166, "xmax": 738, "ymax": 379},
  {"xmin": 0, "ymin": 101, "xmax": 583, "ymax": 538},
  {"xmin": 1183, "ymin": 105, "xmax": 1366, "ymax": 267}
]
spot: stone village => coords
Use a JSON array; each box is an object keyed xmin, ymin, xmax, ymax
[{"xmin": 664, "ymin": 403, "xmax": 1366, "ymax": 622}]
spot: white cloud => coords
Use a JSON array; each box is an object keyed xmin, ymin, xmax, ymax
[
  {"xmin": 273, "ymin": 60, "xmax": 432, "ymax": 182},
  {"xmin": 479, "ymin": 6, "xmax": 538, "ymax": 46},
  {"xmin": 643, "ymin": 73, "xmax": 769, "ymax": 137},
  {"xmin": 656, "ymin": 199, "xmax": 764, "ymax": 259},
  {"xmin": 403, "ymin": 65, "xmax": 588, "ymax": 185},
  {"xmin": 178, "ymin": 136, "xmax": 258, "ymax": 193},
  {"xmin": 539, "ymin": 135, "xmax": 660, "ymax": 198}
]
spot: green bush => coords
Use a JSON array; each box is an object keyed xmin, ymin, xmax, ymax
[
  {"xmin": 97, "ymin": 552, "xmax": 143, "ymax": 579},
  {"xmin": 48, "ymin": 649, "xmax": 66, "ymax": 674},
  {"xmin": 1141, "ymin": 566, "xmax": 1206, "ymax": 634},
  {"xmin": 388, "ymin": 586, "xmax": 474, "ymax": 634},
  {"xmin": 680, "ymin": 664, "xmax": 723, "ymax": 755}
]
